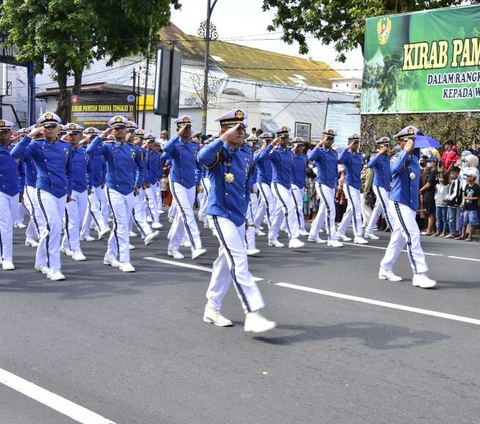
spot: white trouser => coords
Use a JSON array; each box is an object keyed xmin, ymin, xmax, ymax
[
  {"xmin": 361, "ymin": 195, "xmax": 373, "ymax": 229},
  {"xmin": 144, "ymin": 185, "xmax": 160, "ymax": 224},
  {"xmin": 0, "ymin": 192, "xmax": 19, "ymax": 261},
  {"xmin": 106, "ymin": 188, "xmax": 134, "ymax": 263},
  {"xmin": 24, "ymin": 185, "xmax": 44, "ymax": 240},
  {"xmin": 100, "ymin": 186, "xmax": 110, "ymax": 224},
  {"xmin": 309, "ymin": 183, "xmax": 337, "ymax": 241},
  {"xmin": 380, "ymin": 201, "xmax": 428, "ymax": 275},
  {"xmin": 36, "ymin": 190, "xmax": 67, "ymax": 270},
  {"xmin": 254, "ymin": 182, "xmax": 276, "ymax": 230},
  {"xmin": 337, "ymin": 185, "xmax": 363, "ymax": 237},
  {"xmin": 81, "ymin": 186, "xmax": 109, "ymax": 237},
  {"xmin": 207, "ymin": 215, "xmax": 265, "ymax": 313},
  {"xmin": 245, "ymin": 191, "xmax": 258, "ymax": 251},
  {"xmin": 168, "ymin": 181, "xmax": 202, "ymax": 251},
  {"xmin": 155, "ymin": 182, "xmax": 162, "ymax": 210},
  {"xmin": 365, "ymin": 186, "xmax": 396, "ymax": 234},
  {"xmin": 62, "ymin": 190, "xmax": 88, "ymax": 253},
  {"xmin": 198, "ymin": 177, "xmax": 211, "ymax": 222},
  {"xmin": 15, "ymin": 200, "xmax": 27, "ymax": 224},
  {"xmin": 270, "ymin": 182, "xmax": 299, "ymax": 242},
  {"xmin": 291, "ymin": 184, "xmax": 306, "ymax": 231},
  {"xmin": 132, "ymin": 189, "xmax": 152, "ymax": 237}
]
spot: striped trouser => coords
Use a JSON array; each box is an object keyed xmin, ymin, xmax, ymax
[
  {"xmin": 365, "ymin": 186, "xmax": 395, "ymax": 234},
  {"xmin": 269, "ymin": 182, "xmax": 299, "ymax": 242},
  {"xmin": 24, "ymin": 185, "xmax": 44, "ymax": 240},
  {"xmin": 337, "ymin": 184, "xmax": 363, "ymax": 238},
  {"xmin": 106, "ymin": 188, "xmax": 134, "ymax": 263},
  {"xmin": 309, "ymin": 183, "xmax": 337, "ymax": 241},
  {"xmin": 245, "ymin": 191, "xmax": 258, "ymax": 251},
  {"xmin": 0, "ymin": 191, "xmax": 19, "ymax": 261},
  {"xmin": 291, "ymin": 184, "xmax": 305, "ymax": 231}
]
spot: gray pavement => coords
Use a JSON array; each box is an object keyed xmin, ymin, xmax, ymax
[{"xmin": 1, "ymin": 222, "xmax": 479, "ymax": 424}]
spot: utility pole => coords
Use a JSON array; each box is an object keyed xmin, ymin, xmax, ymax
[
  {"xmin": 200, "ymin": 0, "xmax": 218, "ymax": 135},
  {"xmin": 142, "ymin": 29, "xmax": 152, "ymax": 130}
]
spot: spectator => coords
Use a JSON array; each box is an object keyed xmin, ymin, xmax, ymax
[
  {"xmin": 444, "ymin": 166, "xmax": 462, "ymax": 238},
  {"xmin": 457, "ymin": 171, "xmax": 480, "ymax": 241},
  {"xmin": 419, "ymin": 156, "xmax": 439, "ymax": 235},
  {"xmin": 441, "ymin": 140, "xmax": 458, "ymax": 171},
  {"xmin": 433, "ymin": 171, "xmax": 450, "ymax": 237}
]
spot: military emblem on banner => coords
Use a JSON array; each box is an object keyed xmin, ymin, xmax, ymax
[{"xmin": 377, "ymin": 17, "xmax": 392, "ymax": 46}]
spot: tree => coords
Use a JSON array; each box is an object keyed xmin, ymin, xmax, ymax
[
  {"xmin": 0, "ymin": 0, "xmax": 180, "ymax": 120},
  {"xmin": 262, "ymin": 0, "xmax": 477, "ymax": 61}
]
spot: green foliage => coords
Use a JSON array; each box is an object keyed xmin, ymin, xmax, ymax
[{"xmin": 262, "ymin": 0, "xmax": 476, "ymax": 61}]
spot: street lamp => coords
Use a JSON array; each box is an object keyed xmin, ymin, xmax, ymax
[{"xmin": 198, "ymin": 0, "xmax": 218, "ymax": 135}]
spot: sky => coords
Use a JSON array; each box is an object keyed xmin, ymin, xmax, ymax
[{"xmin": 170, "ymin": 0, "xmax": 364, "ymax": 79}]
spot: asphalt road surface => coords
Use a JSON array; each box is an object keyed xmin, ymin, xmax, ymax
[{"xmin": 1, "ymin": 220, "xmax": 479, "ymax": 424}]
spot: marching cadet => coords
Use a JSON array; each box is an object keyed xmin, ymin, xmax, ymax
[
  {"xmin": 336, "ymin": 133, "xmax": 369, "ymax": 244},
  {"xmin": 60, "ymin": 123, "xmax": 91, "ymax": 261},
  {"xmin": 86, "ymin": 115, "xmax": 144, "ymax": 272},
  {"xmin": 364, "ymin": 136, "xmax": 395, "ymax": 240},
  {"xmin": 258, "ymin": 126, "xmax": 304, "ymax": 249},
  {"xmin": 197, "ymin": 136, "xmax": 214, "ymax": 229},
  {"xmin": 308, "ymin": 129, "xmax": 343, "ymax": 247},
  {"xmin": 11, "ymin": 112, "xmax": 73, "ymax": 281},
  {"xmin": 0, "ymin": 119, "xmax": 24, "ymax": 270},
  {"xmin": 243, "ymin": 134, "xmax": 260, "ymax": 256},
  {"xmin": 198, "ymin": 109, "xmax": 276, "ymax": 333},
  {"xmin": 143, "ymin": 133, "xmax": 163, "ymax": 230},
  {"xmin": 163, "ymin": 116, "xmax": 206, "ymax": 260},
  {"xmin": 290, "ymin": 137, "xmax": 309, "ymax": 237},
  {"xmin": 379, "ymin": 126, "xmax": 436, "ymax": 288},
  {"xmin": 253, "ymin": 132, "xmax": 275, "ymax": 236},
  {"xmin": 80, "ymin": 127, "xmax": 111, "ymax": 241}
]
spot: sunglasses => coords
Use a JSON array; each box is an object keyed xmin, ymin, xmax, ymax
[{"xmin": 113, "ymin": 125, "xmax": 127, "ymax": 130}]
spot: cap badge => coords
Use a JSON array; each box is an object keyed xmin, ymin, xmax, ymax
[
  {"xmin": 407, "ymin": 127, "xmax": 415, "ymax": 135},
  {"xmin": 45, "ymin": 113, "xmax": 53, "ymax": 121},
  {"xmin": 282, "ymin": 126, "xmax": 287, "ymax": 132},
  {"xmin": 182, "ymin": 116, "xmax": 190, "ymax": 123},
  {"xmin": 114, "ymin": 116, "xmax": 123, "ymax": 123},
  {"xmin": 353, "ymin": 133, "xmax": 359, "ymax": 138},
  {"xmin": 328, "ymin": 129, "xmax": 334, "ymax": 135},
  {"xmin": 68, "ymin": 124, "xmax": 76, "ymax": 130},
  {"xmin": 235, "ymin": 110, "xmax": 244, "ymax": 119},
  {"xmin": 0, "ymin": 120, "xmax": 4, "ymax": 127}
]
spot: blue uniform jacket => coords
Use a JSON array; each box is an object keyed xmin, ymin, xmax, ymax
[
  {"xmin": 308, "ymin": 146, "xmax": 338, "ymax": 189},
  {"xmin": 198, "ymin": 139, "xmax": 254, "ymax": 226},
  {"xmin": 368, "ymin": 154, "xmax": 392, "ymax": 192},
  {"xmin": 11, "ymin": 136, "xmax": 73, "ymax": 198},
  {"xmin": 258, "ymin": 144, "xmax": 293, "ymax": 189},
  {"xmin": 0, "ymin": 144, "xmax": 24, "ymax": 196},
  {"xmin": 24, "ymin": 156, "xmax": 37, "ymax": 188},
  {"xmin": 338, "ymin": 149, "xmax": 362, "ymax": 190},
  {"xmin": 146, "ymin": 150, "xmax": 162, "ymax": 184},
  {"xmin": 255, "ymin": 150, "xmax": 273, "ymax": 185},
  {"xmin": 71, "ymin": 146, "xmax": 93, "ymax": 193},
  {"xmin": 163, "ymin": 135, "xmax": 201, "ymax": 189},
  {"xmin": 86, "ymin": 137, "xmax": 144, "ymax": 196},
  {"xmin": 291, "ymin": 153, "xmax": 307, "ymax": 189},
  {"xmin": 390, "ymin": 150, "xmax": 420, "ymax": 212},
  {"xmin": 87, "ymin": 143, "xmax": 106, "ymax": 188}
]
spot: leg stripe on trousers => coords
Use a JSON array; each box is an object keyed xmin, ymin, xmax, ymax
[
  {"xmin": 36, "ymin": 189, "xmax": 51, "ymax": 268},
  {"xmin": 144, "ymin": 190, "xmax": 155, "ymax": 222},
  {"xmin": 171, "ymin": 181, "xmax": 196, "ymax": 249},
  {"xmin": 394, "ymin": 202, "xmax": 418, "ymax": 274},
  {"xmin": 346, "ymin": 185, "xmax": 358, "ymax": 235},
  {"xmin": 87, "ymin": 195, "xmax": 101, "ymax": 231},
  {"xmin": 106, "ymin": 188, "xmax": 120, "ymax": 256},
  {"xmin": 64, "ymin": 209, "xmax": 72, "ymax": 251},
  {"xmin": 318, "ymin": 185, "xmax": 331, "ymax": 238},
  {"xmin": 377, "ymin": 188, "xmax": 393, "ymax": 230},
  {"xmin": 258, "ymin": 184, "xmax": 271, "ymax": 227},
  {"xmin": 212, "ymin": 216, "xmax": 251, "ymax": 313},
  {"xmin": 291, "ymin": 188, "xmax": 302, "ymax": 227},
  {"xmin": 25, "ymin": 187, "xmax": 40, "ymax": 236},
  {"xmin": 273, "ymin": 183, "xmax": 292, "ymax": 239},
  {"xmin": 131, "ymin": 209, "xmax": 147, "ymax": 237}
]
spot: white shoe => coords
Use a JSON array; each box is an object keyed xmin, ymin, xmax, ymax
[
  {"xmin": 364, "ymin": 233, "xmax": 379, "ymax": 240},
  {"xmin": 144, "ymin": 230, "xmax": 160, "ymax": 246},
  {"xmin": 354, "ymin": 236, "xmax": 369, "ymax": 245},
  {"xmin": 35, "ymin": 263, "xmax": 49, "ymax": 274},
  {"xmin": 204, "ymin": 222, "xmax": 210, "ymax": 229},
  {"xmin": 129, "ymin": 244, "xmax": 136, "ymax": 250},
  {"xmin": 203, "ymin": 304, "xmax": 233, "ymax": 327},
  {"xmin": 159, "ymin": 209, "xmax": 165, "ymax": 215},
  {"xmin": 308, "ymin": 236, "xmax": 326, "ymax": 244},
  {"xmin": 268, "ymin": 240, "xmax": 284, "ymax": 248},
  {"xmin": 288, "ymin": 238, "xmax": 305, "ymax": 249},
  {"xmin": 119, "ymin": 262, "xmax": 136, "ymax": 272},
  {"xmin": 336, "ymin": 233, "xmax": 352, "ymax": 242},
  {"xmin": 244, "ymin": 311, "xmax": 277, "ymax": 333},
  {"xmin": 299, "ymin": 229, "xmax": 310, "ymax": 236},
  {"xmin": 2, "ymin": 260, "xmax": 15, "ymax": 270},
  {"xmin": 47, "ymin": 269, "xmax": 65, "ymax": 281},
  {"xmin": 25, "ymin": 238, "xmax": 39, "ymax": 247},
  {"xmin": 181, "ymin": 241, "xmax": 192, "ymax": 248},
  {"xmin": 80, "ymin": 235, "xmax": 96, "ymax": 242},
  {"xmin": 259, "ymin": 225, "xmax": 264, "ymax": 230},
  {"xmin": 60, "ymin": 246, "xmax": 73, "ymax": 256},
  {"xmin": 412, "ymin": 273, "xmax": 437, "ymax": 289},
  {"xmin": 168, "ymin": 250, "xmax": 184, "ymax": 260},
  {"xmin": 103, "ymin": 255, "xmax": 121, "ymax": 267},
  {"xmin": 255, "ymin": 230, "xmax": 266, "ymax": 236},
  {"xmin": 192, "ymin": 248, "xmax": 207, "ymax": 260},
  {"xmin": 129, "ymin": 231, "xmax": 138, "ymax": 238},
  {"xmin": 280, "ymin": 226, "xmax": 288, "ymax": 234},
  {"xmin": 151, "ymin": 222, "xmax": 163, "ymax": 230},
  {"xmin": 98, "ymin": 228, "xmax": 111, "ymax": 240},
  {"xmin": 15, "ymin": 223, "xmax": 27, "ymax": 229},
  {"xmin": 71, "ymin": 250, "xmax": 87, "ymax": 261},
  {"xmin": 246, "ymin": 248, "xmax": 261, "ymax": 256},
  {"xmin": 327, "ymin": 240, "xmax": 343, "ymax": 247},
  {"xmin": 378, "ymin": 268, "xmax": 403, "ymax": 282}
]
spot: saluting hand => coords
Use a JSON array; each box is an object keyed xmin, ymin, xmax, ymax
[
  {"xmin": 404, "ymin": 139, "xmax": 414, "ymax": 153},
  {"xmin": 27, "ymin": 128, "xmax": 43, "ymax": 139},
  {"xmin": 99, "ymin": 128, "xmax": 112, "ymax": 139}
]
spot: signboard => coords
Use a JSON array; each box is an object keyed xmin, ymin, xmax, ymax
[
  {"xmin": 70, "ymin": 93, "xmax": 134, "ymax": 129},
  {"xmin": 361, "ymin": 5, "xmax": 480, "ymax": 114},
  {"xmin": 295, "ymin": 122, "xmax": 311, "ymax": 143}
]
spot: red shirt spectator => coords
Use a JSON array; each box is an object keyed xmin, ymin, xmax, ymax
[{"xmin": 441, "ymin": 141, "xmax": 458, "ymax": 171}]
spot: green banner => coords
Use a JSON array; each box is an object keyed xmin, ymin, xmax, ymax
[{"xmin": 361, "ymin": 5, "xmax": 480, "ymax": 114}]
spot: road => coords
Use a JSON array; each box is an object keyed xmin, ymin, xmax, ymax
[{"xmin": 1, "ymin": 221, "xmax": 479, "ymax": 424}]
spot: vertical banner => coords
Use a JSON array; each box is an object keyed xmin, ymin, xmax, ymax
[{"xmin": 361, "ymin": 5, "xmax": 480, "ymax": 114}]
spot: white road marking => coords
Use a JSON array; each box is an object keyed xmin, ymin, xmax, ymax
[
  {"xmin": 144, "ymin": 257, "xmax": 264, "ymax": 282},
  {"xmin": 144, "ymin": 257, "xmax": 480, "ymax": 326},
  {"xmin": 0, "ymin": 368, "xmax": 116, "ymax": 424}
]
